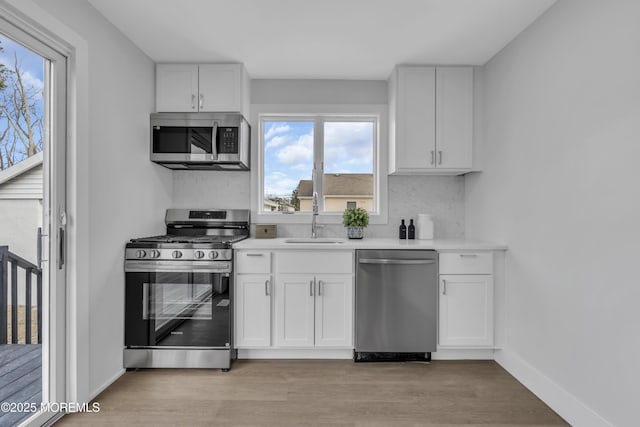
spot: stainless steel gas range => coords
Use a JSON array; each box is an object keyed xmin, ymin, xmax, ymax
[{"xmin": 123, "ymin": 209, "xmax": 249, "ymax": 371}]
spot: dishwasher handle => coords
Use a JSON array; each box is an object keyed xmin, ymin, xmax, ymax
[{"xmin": 358, "ymin": 258, "xmax": 435, "ymax": 265}]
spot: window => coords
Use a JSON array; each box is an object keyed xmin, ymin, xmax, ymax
[
  {"xmin": 346, "ymin": 201, "xmax": 357, "ymax": 209},
  {"xmin": 261, "ymin": 115, "xmax": 377, "ymax": 215}
]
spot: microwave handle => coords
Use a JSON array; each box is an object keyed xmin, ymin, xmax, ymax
[{"xmin": 211, "ymin": 121, "xmax": 218, "ymax": 160}]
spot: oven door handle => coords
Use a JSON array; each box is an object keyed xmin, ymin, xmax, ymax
[{"xmin": 125, "ymin": 261, "xmax": 231, "ymax": 273}]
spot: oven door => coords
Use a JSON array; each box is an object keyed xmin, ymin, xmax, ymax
[{"xmin": 125, "ymin": 270, "xmax": 230, "ymax": 348}]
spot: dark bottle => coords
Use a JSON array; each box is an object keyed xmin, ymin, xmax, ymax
[
  {"xmin": 399, "ymin": 219, "xmax": 407, "ymax": 239},
  {"xmin": 408, "ymin": 219, "xmax": 415, "ymax": 239}
]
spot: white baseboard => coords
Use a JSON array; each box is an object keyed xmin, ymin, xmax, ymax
[
  {"xmin": 433, "ymin": 348, "xmax": 494, "ymax": 360},
  {"xmin": 89, "ymin": 368, "xmax": 125, "ymax": 402},
  {"xmin": 495, "ymin": 349, "xmax": 612, "ymax": 427},
  {"xmin": 238, "ymin": 348, "xmax": 353, "ymax": 359}
]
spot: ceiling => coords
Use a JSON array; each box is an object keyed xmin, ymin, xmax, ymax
[{"xmin": 88, "ymin": 0, "xmax": 557, "ymax": 80}]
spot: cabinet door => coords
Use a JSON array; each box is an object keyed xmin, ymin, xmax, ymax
[
  {"xmin": 198, "ymin": 64, "xmax": 242, "ymax": 113},
  {"xmin": 439, "ymin": 274, "xmax": 493, "ymax": 347},
  {"xmin": 314, "ymin": 274, "xmax": 353, "ymax": 348},
  {"xmin": 156, "ymin": 64, "xmax": 198, "ymax": 112},
  {"xmin": 435, "ymin": 67, "xmax": 473, "ymax": 169},
  {"xmin": 395, "ymin": 66, "xmax": 436, "ymax": 171},
  {"xmin": 276, "ymin": 251, "xmax": 353, "ymax": 274},
  {"xmin": 275, "ymin": 275, "xmax": 315, "ymax": 347},
  {"xmin": 235, "ymin": 274, "xmax": 272, "ymax": 347}
]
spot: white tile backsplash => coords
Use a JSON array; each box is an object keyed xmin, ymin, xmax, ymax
[{"xmin": 172, "ymin": 172, "xmax": 464, "ymax": 239}]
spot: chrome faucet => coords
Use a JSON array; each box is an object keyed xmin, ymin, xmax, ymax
[{"xmin": 311, "ymin": 191, "xmax": 320, "ymax": 238}]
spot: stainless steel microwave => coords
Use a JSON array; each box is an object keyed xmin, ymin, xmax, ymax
[{"xmin": 150, "ymin": 112, "xmax": 250, "ymax": 170}]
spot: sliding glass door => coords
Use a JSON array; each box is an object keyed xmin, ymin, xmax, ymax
[{"xmin": 0, "ymin": 14, "xmax": 67, "ymax": 426}]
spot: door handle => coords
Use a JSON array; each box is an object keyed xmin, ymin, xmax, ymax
[
  {"xmin": 438, "ymin": 150, "xmax": 443, "ymax": 165},
  {"xmin": 318, "ymin": 280, "xmax": 323, "ymax": 296},
  {"xmin": 265, "ymin": 279, "xmax": 270, "ymax": 296},
  {"xmin": 58, "ymin": 210, "xmax": 67, "ymax": 270},
  {"xmin": 191, "ymin": 94, "xmax": 196, "ymax": 110},
  {"xmin": 442, "ymin": 279, "xmax": 447, "ymax": 295},
  {"xmin": 310, "ymin": 279, "xmax": 314, "ymax": 296},
  {"xmin": 358, "ymin": 259, "xmax": 435, "ymax": 265},
  {"xmin": 199, "ymin": 93, "xmax": 204, "ymax": 109}
]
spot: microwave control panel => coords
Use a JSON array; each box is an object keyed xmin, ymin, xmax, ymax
[{"xmin": 217, "ymin": 127, "xmax": 239, "ymax": 154}]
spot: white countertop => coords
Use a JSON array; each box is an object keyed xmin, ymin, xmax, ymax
[{"xmin": 234, "ymin": 237, "xmax": 507, "ymax": 251}]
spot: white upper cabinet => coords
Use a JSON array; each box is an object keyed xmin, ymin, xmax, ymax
[
  {"xmin": 155, "ymin": 64, "xmax": 199, "ymax": 112},
  {"xmin": 389, "ymin": 65, "xmax": 473, "ymax": 174},
  {"xmin": 156, "ymin": 63, "xmax": 250, "ymax": 116}
]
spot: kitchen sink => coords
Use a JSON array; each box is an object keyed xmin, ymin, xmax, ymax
[{"xmin": 284, "ymin": 237, "xmax": 346, "ymax": 244}]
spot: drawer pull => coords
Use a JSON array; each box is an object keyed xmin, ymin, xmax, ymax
[
  {"xmin": 442, "ymin": 279, "xmax": 447, "ymax": 295},
  {"xmin": 246, "ymin": 253, "xmax": 264, "ymax": 257},
  {"xmin": 459, "ymin": 254, "xmax": 478, "ymax": 258},
  {"xmin": 265, "ymin": 279, "xmax": 270, "ymax": 296}
]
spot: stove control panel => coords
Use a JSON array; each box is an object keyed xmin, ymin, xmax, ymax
[{"xmin": 125, "ymin": 248, "xmax": 233, "ymax": 262}]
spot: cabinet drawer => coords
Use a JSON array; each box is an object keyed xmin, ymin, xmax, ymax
[
  {"xmin": 439, "ymin": 252, "xmax": 492, "ymax": 275},
  {"xmin": 236, "ymin": 251, "xmax": 271, "ymax": 274},
  {"xmin": 276, "ymin": 251, "xmax": 353, "ymax": 274}
]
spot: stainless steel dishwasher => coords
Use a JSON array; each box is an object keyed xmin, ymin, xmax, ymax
[{"xmin": 354, "ymin": 249, "xmax": 438, "ymax": 361}]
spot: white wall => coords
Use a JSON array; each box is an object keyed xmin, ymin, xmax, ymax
[
  {"xmin": 30, "ymin": 0, "xmax": 173, "ymax": 399},
  {"xmin": 465, "ymin": 0, "xmax": 640, "ymax": 425}
]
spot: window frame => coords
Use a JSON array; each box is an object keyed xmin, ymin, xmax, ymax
[{"xmin": 252, "ymin": 104, "xmax": 388, "ymax": 225}]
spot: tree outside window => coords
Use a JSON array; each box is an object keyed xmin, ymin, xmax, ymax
[{"xmin": 0, "ymin": 36, "xmax": 44, "ymax": 170}]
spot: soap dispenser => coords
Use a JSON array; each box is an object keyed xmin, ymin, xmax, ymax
[{"xmin": 399, "ymin": 219, "xmax": 407, "ymax": 239}]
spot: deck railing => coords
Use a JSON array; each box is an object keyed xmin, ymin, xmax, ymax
[{"xmin": 0, "ymin": 246, "xmax": 42, "ymax": 344}]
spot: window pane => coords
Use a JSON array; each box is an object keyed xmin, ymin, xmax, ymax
[
  {"xmin": 323, "ymin": 121, "xmax": 374, "ymax": 213},
  {"xmin": 263, "ymin": 121, "xmax": 314, "ymax": 212}
]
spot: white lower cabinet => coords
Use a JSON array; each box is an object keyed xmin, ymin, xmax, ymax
[
  {"xmin": 438, "ymin": 252, "xmax": 494, "ymax": 348},
  {"xmin": 438, "ymin": 274, "xmax": 493, "ymax": 346},
  {"xmin": 234, "ymin": 249, "xmax": 354, "ymax": 351},
  {"xmin": 314, "ymin": 274, "xmax": 353, "ymax": 347},
  {"xmin": 275, "ymin": 273, "xmax": 353, "ymax": 348},
  {"xmin": 234, "ymin": 274, "xmax": 272, "ymax": 347}
]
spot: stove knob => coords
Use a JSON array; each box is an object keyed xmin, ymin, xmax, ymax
[
  {"xmin": 150, "ymin": 250, "xmax": 160, "ymax": 258},
  {"xmin": 194, "ymin": 250, "xmax": 205, "ymax": 259},
  {"xmin": 136, "ymin": 250, "xmax": 146, "ymax": 258},
  {"xmin": 209, "ymin": 251, "xmax": 219, "ymax": 259},
  {"xmin": 172, "ymin": 250, "xmax": 183, "ymax": 259}
]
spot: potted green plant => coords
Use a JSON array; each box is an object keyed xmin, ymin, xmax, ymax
[{"xmin": 342, "ymin": 207, "xmax": 369, "ymax": 239}]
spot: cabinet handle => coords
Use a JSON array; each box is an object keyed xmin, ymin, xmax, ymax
[
  {"xmin": 199, "ymin": 93, "xmax": 204, "ymax": 109},
  {"xmin": 459, "ymin": 254, "xmax": 478, "ymax": 258},
  {"xmin": 310, "ymin": 280, "xmax": 314, "ymax": 296},
  {"xmin": 430, "ymin": 150, "xmax": 435, "ymax": 165},
  {"xmin": 265, "ymin": 279, "xmax": 270, "ymax": 296},
  {"xmin": 438, "ymin": 150, "xmax": 443, "ymax": 165},
  {"xmin": 318, "ymin": 280, "xmax": 323, "ymax": 296},
  {"xmin": 442, "ymin": 279, "xmax": 447, "ymax": 295},
  {"xmin": 191, "ymin": 94, "xmax": 196, "ymax": 110},
  {"xmin": 246, "ymin": 253, "xmax": 263, "ymax": 257}
]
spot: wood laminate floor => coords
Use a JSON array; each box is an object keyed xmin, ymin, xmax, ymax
[{"xmin": 55, "ymin": 360, "xmax": 568, "ymax": 426}]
